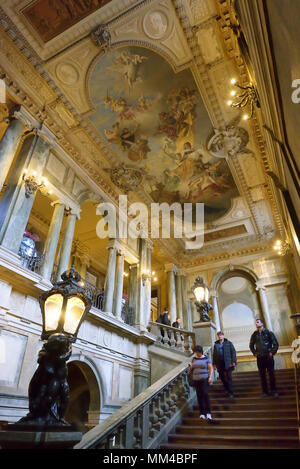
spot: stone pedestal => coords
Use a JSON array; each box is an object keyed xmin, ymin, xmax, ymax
[
  {"xmin": 193, "ymin": 321, "xmax": 217, "ymax": 349},
  {"xmin": 0, "ymin": 424, "xmax": 82, "ymax": 449}
]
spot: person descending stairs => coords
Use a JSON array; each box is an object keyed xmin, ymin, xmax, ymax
[{"xmin": 161, "ymin": 368, "xmax": 300, "ymax": 449}]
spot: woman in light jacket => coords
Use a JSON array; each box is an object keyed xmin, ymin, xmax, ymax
[{"xmin": 189, "ymin": 345, "xmax": 213, "ymax": 420}]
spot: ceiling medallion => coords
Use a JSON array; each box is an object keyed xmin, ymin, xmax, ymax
[
  {"xmin": 104, "ymin": 164, "xmax": 144, "ymax": 193},
  {"xmin": 207, "ymin": 125, "xmax": 253, "ymax": 159}
]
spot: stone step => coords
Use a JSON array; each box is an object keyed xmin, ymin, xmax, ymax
[
  {"xmin": 160, "ymin": 441, "xmax": 298, "ymax": 450},
  {"xmin": 166, "ymin": 433, "xmax": 300, "ymax": 448},
  {"xmin": 182, "ymin": 417, "xmax": 298, "ymax": 427},
  {"xmin": 194, "ymin": 402, "xmax": 296, "ymax": 411},
  {"xmin": 175, "ymin": 425, "xmax": 298, "ymax": 437},
  {"xmin": 208, "ymin": 394, "xmax": 296, "ymax": 402},
  {"xmin": 209, "ymin": 388, "xmax": 296, "ymax": 395},
  {"xmin": 188, "ymin": 409, "xmax": 297, "ymax": 418}
]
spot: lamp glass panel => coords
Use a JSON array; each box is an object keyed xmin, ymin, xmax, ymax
[
  {"xmin": 64, "ymin": 296, "xmax": 85, "ymax": 335},
  {"xmin": 194, "ymin": 286, "xmax": 205, "ymax": 302},
  {"xmin": 44, "ymin": 294, "xmax": 63, "ymax": 331}
]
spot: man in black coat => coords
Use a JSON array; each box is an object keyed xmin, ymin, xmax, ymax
[
  {"xmin": 172, "ymin": 317, "xmax": 184, "ymax": 344},
  {"xmin": 249, "ymin": 318, "xmax": 279, "ymax": 397},
  {"xmin": 156, "ymin": 307, "xmax": 171, "ymax": 344},
  {"xmin": 213, "ymin": 331, "xmax": 237, "ymax": 398}
]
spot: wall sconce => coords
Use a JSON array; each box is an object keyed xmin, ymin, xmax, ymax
[
  {"xmin": 273, "ymin": 239, "xmax": 290, "ymax": 256},
  {"xmin": 142, "ymin": 269, "xmax": 151, "ymax": 286},
  {"xmin": 22, "ymin": 169, "xmax": 49, "ymax": 198},
  {"xmin": 227, "ymin": 78, "xmax": 260, "ymax": 119}
]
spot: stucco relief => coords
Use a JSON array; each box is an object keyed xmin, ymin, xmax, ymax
[
  {"xmin": 185, "ymin": 0, "xmax": 217, "ymax": 26},
  {"xmin": 196, "ymin": 24, "xmax": 222, "ymax": 65},
  {"xmin": 0, "ymin": 29, "xmax": 56, "ymax": 105},
  {"xmin": 143, "ymin": 10, "xmax": 169, "ymax": 39},
  {"xmin": 45, "ymin": 38, "xmax": 99, "ymax": 114},
  {"xmin": 239, "ymin": 153, "xmax": 265, "ymax": 187},
  {"xmin": 55, "ymin": 62, "xmax": 80, "ymax": 85}
]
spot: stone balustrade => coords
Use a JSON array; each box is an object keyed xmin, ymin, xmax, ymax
[
  {"xmin": 147, "ymin": 321, "xmax": 195, "ymax": 355},
  {"xmin": 75, "ymin": 358, "xmax": 194, "ymax": 449}
]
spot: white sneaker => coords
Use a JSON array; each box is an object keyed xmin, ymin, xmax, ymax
[
  {"xmin": 206, "ymin": 413, "xmax": 213, "ymax": 420},
  {"xmin": 199, "ymin": 414, "xmax": 206, "ymax": 419}
]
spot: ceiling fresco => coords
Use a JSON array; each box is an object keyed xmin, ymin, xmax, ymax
[
  {"xmin": 22, "ymin": 0, "xmax": 113, "ymax": 42},
  {"xmin": 88, "ymin": 46, "xmax": 239, "ymax": 222}
]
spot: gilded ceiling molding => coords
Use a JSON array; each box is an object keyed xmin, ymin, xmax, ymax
[
  {"xmin": 180, "ymin": 241, "xmax": 275, "ymax": 269},
  {"xmin": 215, "ymin": 0, "xmax": 285, "ymax": 237},
  {"xmin": 172, "ymin": 0, "xmax": 268, "ymax": 238}
]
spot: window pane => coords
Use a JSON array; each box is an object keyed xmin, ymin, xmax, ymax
[
  {"xmin": 64, "ymin": 297, "xmax": 85, "ymax": 335},
  {"xmin": 44, "ymin": 294, "xmax": 63, "ymax": 331}
]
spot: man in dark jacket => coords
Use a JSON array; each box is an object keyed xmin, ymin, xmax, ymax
[
  {"xmin": 156, "ymin": 307, "xmax": 171, "ymax": 344},
  {"xmin": 213, "ymin": 331, "xmax": 237, "ymax": 398},
  {"xmin": 249, "ymin": 318, "xmax": 279, "ymax": 397},
  {"xmin": 172, "ymin": 317, "xmax": 184, "ymax": 344}
]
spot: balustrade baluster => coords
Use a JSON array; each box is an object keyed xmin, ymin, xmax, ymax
[
  {"xmin": 124, "ymin": 415, "xmax": 135, "ymax": 448},
  {"xmin": 141, "ymin": 403, "xmax": 150, "ymax": 448},
  {"xmin": 133, "ymin": 410, "xmax": 142, "ymax": 449},
  {"xmin": 149, "ymin": 400, "xmax": 159, "ymax": 438}
]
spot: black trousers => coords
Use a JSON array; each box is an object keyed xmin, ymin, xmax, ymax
[
  {"xmin": 195, "ymin": 379, "xmax": 211, "ymax": 415},
  {"xmin": 217, "ymin": 364, "xmax": 234, "ymax": 394},
  {"xmin": 257, "ymin": 355, "xmax": 277, "ymax": 393}
]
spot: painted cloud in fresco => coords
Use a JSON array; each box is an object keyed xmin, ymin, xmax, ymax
[{"xmin": 88, "ymin": 46, "xmax": 239, "ymax": 222}]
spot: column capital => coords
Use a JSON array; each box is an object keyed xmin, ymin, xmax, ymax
[
  {"xmin": 177, "ymin": 268, "xmax": 187, "ymax": 277},
  {"xmin": 49, "ymin": 187, "xmax": 80, "ymax": 218},
  {"xmin": 13, "ymin": 105, "xmax": 40, "ymax": 131},
  {"xmin": 210, "ymin": 289, "xmax": 218, "ymax": 298},
  {"xmin": 164, "ymin": 263, "xmax": 178, "ymax": 274},
  {"xmin": 256, "ymin": 279, "xmax": 266, "ymax": 291},
  {"xmin": 51, "ymin": 200, "xmax": 65, "ymax": 208}
]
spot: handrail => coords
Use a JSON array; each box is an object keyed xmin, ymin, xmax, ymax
[{"xmin": 75, "ymin": 357, "xmax": 194, "ymax": 449}]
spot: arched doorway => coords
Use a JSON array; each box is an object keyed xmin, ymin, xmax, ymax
[
  {"xmin": 215, "ymin": 271, "xmax": 260, "ymax": 351},
  {"xmin": 65, "ymin": 359, "xmax": 101, "ymax": 432}
]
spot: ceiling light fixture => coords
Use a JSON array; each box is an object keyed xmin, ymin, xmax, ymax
[{"xmin": 228, "ymin": 79, "xmax": 260, "ymax": 119}]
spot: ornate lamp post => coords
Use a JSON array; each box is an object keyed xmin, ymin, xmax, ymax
[
  {"xmin": 0, "ymin": 266, "xmax": 91, "ymax": 449},
  {"xmin": 192, "ymin": 277, "xmax": 213, "ymax": 322}
]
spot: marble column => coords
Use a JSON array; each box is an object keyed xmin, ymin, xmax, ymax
[
  {"xmin": 135, "ymin": 238, "xmax": 151, "ymax": 330},
  {"xmin": 211, "ymin": 290, "xmax": 221, "ymax": 332},
  {"xmin": 128, "ymin": 263, "xmax": 138, "ymax": 324},
  {"xmin": 40, "ymin": 203, "xmax": 65, "ymax": 280},
  {"xmin": 0, "ymin": 136, "xmax": 50, "ymax": 254},
  {"xmin": 175, "ymin": 273, "xmax": 183, "ymax": 322},
  {"xmin": 145, "ymin": 242, "xmax": 152, "ymax": 325},
  {"xmin": 56, "ymin": 212, "xmax": 77, "ymax": 281},
  {"xmin": 256, "ymin": 282, "xmax": 272, "ymax": 330},
  {"xmin": 0, "ymin": 118, "xmax": 24, "ymax": 193},
  {"xmin": 181, "ymin": 274, "xmax": 192, "ymax": 330},
  {"xmin": 103, "ymin": 245, "xmax": 117, "ymax": 313},
  {"xmin": 165, "ymin": 264, "xmax": 177, "ymax": 324},
  {"xmin": 113, "ymin": 252, "xmax": 125, "ymax": 320}
]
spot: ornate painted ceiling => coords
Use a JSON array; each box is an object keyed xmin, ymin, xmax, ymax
[{"xmin": 0, "ymin": 0, "xmax": 285, "ymax": 267}]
